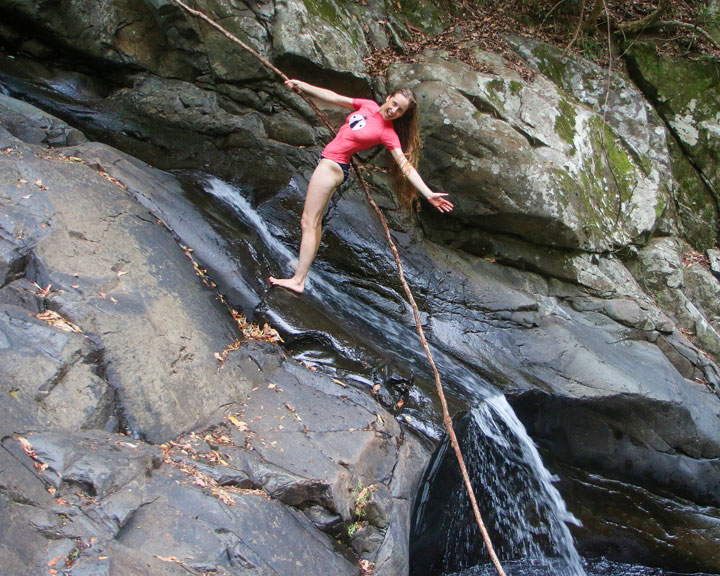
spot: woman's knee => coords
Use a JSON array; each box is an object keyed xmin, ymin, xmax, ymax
[{"xmin": 300, "ymin": 210, "xmax": 322, "ymax": 233}]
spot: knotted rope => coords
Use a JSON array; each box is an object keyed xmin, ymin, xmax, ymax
[{"xmin": 170, "ymin": 2, "xmax": 507, "ymax": 574}]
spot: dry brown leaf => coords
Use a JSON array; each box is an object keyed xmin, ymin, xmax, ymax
[{"xmin": 36, "ymin": 310, "xmax": 82, "ymax": 334}]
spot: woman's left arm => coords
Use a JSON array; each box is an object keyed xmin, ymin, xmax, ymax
[{"xmin": 390, "ymin": 149, "xmax": 454, "ymax": 213}]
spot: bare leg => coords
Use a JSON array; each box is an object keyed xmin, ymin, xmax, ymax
[{"xmin": 269, "ymin": 159, "xmax": 344, "ymax": 293}]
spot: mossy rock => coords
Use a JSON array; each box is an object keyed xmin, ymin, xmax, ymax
[
  {"xmin": 625, "ymin": 42, "xmax": 720, "ymax": 199},
  {"xmin": 667, "ymin": 135, "xmax": 719, "ymax": 249},
  {"xmin": 381, "ymin": 0, "xmax": 447, "ymax": 35}
]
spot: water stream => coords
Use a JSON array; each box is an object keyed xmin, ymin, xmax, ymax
[
  {"xmin": 411, "ymin": 396, "xmax": 585, "ymax": 576},
  {"xmin": 193, "ymin": 174, "xmax": 588, "ymax": 575},
  {"xmin": 199, "ymin": 174, "xmax": 494, "ymax": 404}
]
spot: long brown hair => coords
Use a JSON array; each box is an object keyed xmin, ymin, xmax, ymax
[{"xmin": 387, "ymin": 88, "xmax": 421, "ymax": 213}]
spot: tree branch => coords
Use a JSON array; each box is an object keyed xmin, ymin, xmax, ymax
[
  {"xmin": 650, "ymin": 20, "xmax": 720, "ymax": 49},
  {"xmin": 615, "ymin": 0, "xmax": 672, "ymax": 33}
]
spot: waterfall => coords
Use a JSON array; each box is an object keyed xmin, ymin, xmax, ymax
[
  {"xmin": 203, "ymin": 175, "xmax": 297, "ymax": 266},
  {"xmin": 197, "ymin": 174, "xmax": 585, "ymax": 575},
  {"xmin": 412, "ymin": 395, "xmax": 585, "ymax": 576},
  {"xmin": 199, "ymin": 174, "xmax": 493, "ymax": 404}
]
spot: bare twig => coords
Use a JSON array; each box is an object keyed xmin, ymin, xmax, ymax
[
  {"xmin": 540, "ymin": 0, "xmax": 571, "ymax": 29},
  {"xmin": 170, "ymin": 0, "xmax": 336, "ymax": 135},
  {"xmin": 600, "ymin": 0, "xmax": 626, "ymax": 227},
  {"xmin": 351, "ymin": 158, "xmax": 508, "ymax": 576},
  {"xmin": 650, "ymin": 20, "xmax": 720, "ymax": 49}
]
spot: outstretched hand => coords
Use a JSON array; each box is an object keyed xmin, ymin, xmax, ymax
[{"xmin": 427, "ymin": 192, "xmax": 454, "ymax": 213}]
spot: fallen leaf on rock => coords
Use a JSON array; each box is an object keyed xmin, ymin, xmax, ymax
[
  {"xmin": 228, "ymin": 416, "xmax": 248, "ymax": 431},
  {"xmin": 18, "ymin": 436, "xmax": 36, "ymax": 458},
  {"xmin": 154, "ymin": 556, "xmax": 181, "ymax": 563},
  {"xmin": 46, "ymin": 556, "xmax": 62, "ymax": 567},
  {"xmin": 26, "ymin": 282, "xmax": 61, "ymax": 299},
  {"xmin": 372, "ymin": 384, "xmax": 381, "ymax": 394},
  {"xmin": 36, "ymin": 310, "xmax": 82, "ymax": 334},
  {"xmin": 333, "ymin": 378, "xmax": 348, "ymax": 388},
  {"xmin": 359, "ymin": 559, "xmax": 375, "ymax": 575}
]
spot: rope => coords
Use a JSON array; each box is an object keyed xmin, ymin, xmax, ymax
[{"xmin": 170, "ymin": 2, "xmax": 507, "ymax": 574}]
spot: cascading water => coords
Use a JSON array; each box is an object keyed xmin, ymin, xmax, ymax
[
  {"xmin": 411, "ymin": 395, "xmax": 585, "ymax": 576},
  {"xmin": 185, "ymin": 174, "xmax": 719, "ymax": 576},
  {"xmin": 198, "ymin": 174, "xmax": 494, "ymax": 405},
  {"xmin": 195, "ymin": 174, "xmax": 587, "ymax": 575}
]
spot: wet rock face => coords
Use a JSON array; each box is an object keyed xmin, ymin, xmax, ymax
[
  {"xmin": 508, "ymin": 389, "xmax": 720, "ymax": 573},
  {"xmin": 510, "ymin": 391, "xmax": 720, "ymax": 506},
  {"xmin": 0, "ymin": 127, "xmax": 252, "ymax": 443},
  {"xmin": 2, "ymin": 1, "xmax": 720, "ymax": 574},
  {"xmin": 0, "ymin": 98, "xmax": 429, "ymax": 576}
]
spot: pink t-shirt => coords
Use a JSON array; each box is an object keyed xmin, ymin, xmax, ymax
[{"xmin": 322, "ymin": 98, "xmax": 402, "ymax": 164}]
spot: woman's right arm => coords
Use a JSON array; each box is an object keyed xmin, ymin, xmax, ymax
[{"xmin": 285, "ymin": 79, "xmax": 355, "ymax": 110}]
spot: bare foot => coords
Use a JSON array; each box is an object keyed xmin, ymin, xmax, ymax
[{"xmin": 269, "ymin": 276, "xmax": 305, "ymax": 294}]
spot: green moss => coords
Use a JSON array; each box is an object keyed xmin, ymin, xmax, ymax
[
  {"xmin": 510, "ymin": 80, "xmax": 523, "ymax": 95},
  {"xmin": 549, "ymin": 114, "xmax": 650, "ymax": 245},
  {"xmin": 302, "ymin": 0, "xmax": 363, "ymax": 46},
  {"xmin": 629, "ymin": 43, "xmax": 719, "ymax": 111},
  {"xmin": 600, "ymin": 122, "xmax": 636, "ymax": 204},
  {"xmin": 484, "ymin": 77, "xmax": 507, "ymax": 111},
  {"xmin": 531, "ymin": 43, "xmax": 570, "ymax": 87},
  {"xmin": 666, "ymin": 135, "xmax": 718, "ymax": 248},
  {"xmin": 487, "ymin": 78, "xmax": 504, "ymax": 92},
  {"xmin": 654, "ymin": 191, "xmax": 667, "ymax": 220},
  {"xmin": 386, "ymin": 0, "xmax": 447, "ymax": 34},
  {"xmin": 302, "ymin": 0, "xmax": 343, "ymax": 26},
  {"xmin": 555, "ymin": 98, "xmax": 577, "ymax": 151}
]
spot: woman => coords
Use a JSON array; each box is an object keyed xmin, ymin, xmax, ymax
[{"xmin": 269, "ymin": 79, "xmax": 453, "ymax": 294}]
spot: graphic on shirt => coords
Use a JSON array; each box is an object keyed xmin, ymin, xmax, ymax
[{"xmin": 349, "ymin": 113, "xmax": 367, "ymax": 131}]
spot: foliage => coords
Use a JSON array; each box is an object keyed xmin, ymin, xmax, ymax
[
  {"xmin": 346, "ymin": 481, "xmax": 378, "ymax": 538},
  {"xmin": 365, "ymin": 0, "xmax": 719, "ymax": 78}
]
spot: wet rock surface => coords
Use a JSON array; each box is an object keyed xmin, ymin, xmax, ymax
[
  {"xmin": 0, "ymin": 99, "xmax": 428, "ymax": 575},
  {"xmin": 1, "ymin": 1, "xmax": 720, "ymax": 573}
]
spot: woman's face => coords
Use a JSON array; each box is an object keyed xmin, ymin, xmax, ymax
[{"xmin": 380, "ymin": 93, "xmax": 412, "ymax": 121}]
